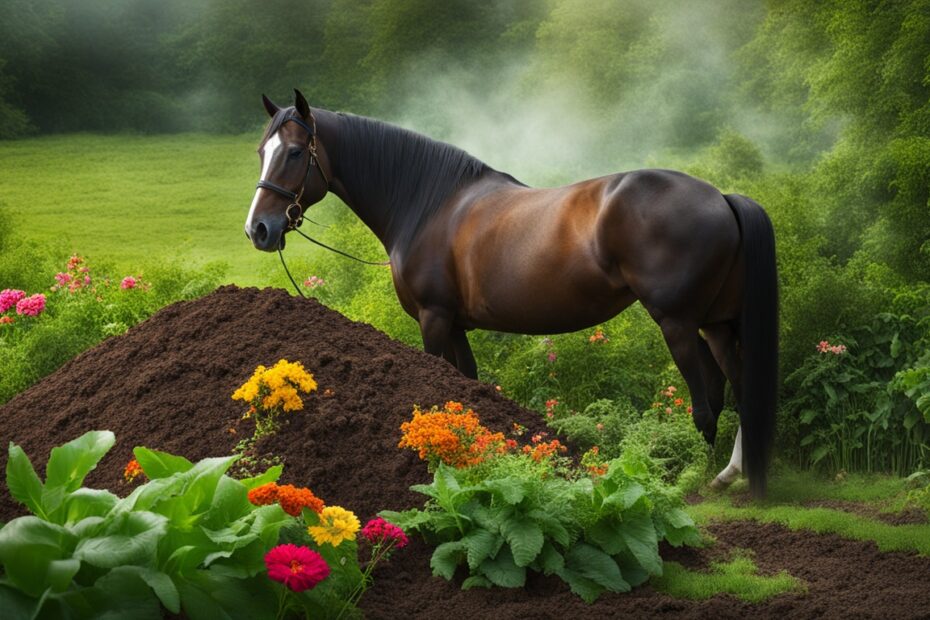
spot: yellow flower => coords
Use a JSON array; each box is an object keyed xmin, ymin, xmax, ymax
[
  {"xmin": 231, "ymin": 360, "xmax": 317, "ymax": 413},
  {"xmin": 308, "ymin": 506, "xmax": 360, "ymax": 546}
]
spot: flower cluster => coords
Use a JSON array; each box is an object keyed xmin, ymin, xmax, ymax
[
  {"xmin": 817, "ymin": 340, "xmax": 847, "ymax": 355},
  {"xmin": 51, "ymin": 255, "xmax": 92, "ymax": 294},
  {"xmin": 544, "ymin": 398, "xmax": 559, "ymax": 419},
  {"xmin": 248, "ymin": 482, "xmax": 325, "ymax": 516},
  {"xmin": 0, "ymin": 289, "xmax": 26, "ymax": 313},
  {"xmin": 398, "ymin": 402, "xmax": 507, "ymax": 468},
  {"xmin": 232, "ymin": 359, "xmax": 318, "ymax": 414},
  {"xmin": 15, "ymin": 293, "xmax": 46, "ymax": 317},
  {"xmin": 588, "ymin": 328, "xmax": 609, "ymax": 343},
  {"xmin": 649, "ymin": 385, "xmax": 692, "ymax": 417},
  {"xmin": 308, "ymin": 506, "xmax": 361, "ymax": 546},
  {"xmin": 264, "ymin": 544, "xmax": 330, "ymax": 593},
  {"xmin": 361, "ymin": 517, "xmax": 408, "ymax": 549},
  {"xmin": 123, "ymin": 458, "xmax": 144, "ymax": 483},
  {"xmin": 120, "ymin": 276, "xmax": 137, "ymax": 290},
  {"xmin": 522, "ymin": 432, "xmax": 568, "ymax": 462},
  {"xmin": 303, "ymin": 275, "xmax": 325, "ymax": 289},
  {"xmin": 581, "ymin": 446, "xmax": 609, "ymax": 476}
]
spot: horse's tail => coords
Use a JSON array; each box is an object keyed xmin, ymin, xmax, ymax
[{"xmin": 724, "ymin": 193, "xmax": 779, "ymax": 498}]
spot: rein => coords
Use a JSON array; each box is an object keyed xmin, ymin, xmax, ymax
[{"xmin": 262, "ymin": 113, "xmax": 389, "ymax": 298}]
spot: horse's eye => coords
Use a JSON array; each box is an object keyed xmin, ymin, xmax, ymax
[{"xmin": 288, "ymin": 149, "xmax": 302, "ymax": 160}]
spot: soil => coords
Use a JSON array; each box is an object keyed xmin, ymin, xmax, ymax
[
  {"xmin": 2, "ymin": 285, "xmax": 930, "ymax": 619},
  {"xmin": 802, "ymin": 499, "xmax": 928, "ymax": 526}
]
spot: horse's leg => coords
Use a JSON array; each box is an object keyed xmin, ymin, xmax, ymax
[
  {"xmin": 697, "ymin": 335, "xmax": 726, "ymax": 419},
  {"xmin": 702, "ymin": 323, "xmax": 745, "ymax": 489},
  {"xmin": 658, "ymin": 319, "xmax": 717, "ymax": 444},
  {"xmin": 450, "ymin": 328, "xmax": 478, "ymax": 380},
  {"xmin": 418, "ymin": 308, "xmax": 453, "ymax": 358}
]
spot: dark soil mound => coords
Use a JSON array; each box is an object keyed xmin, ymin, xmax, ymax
[{"xmin": 3, "ymin": 285, "xmax": 930, "ymax": 618}]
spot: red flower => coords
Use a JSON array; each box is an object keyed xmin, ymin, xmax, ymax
[
  {"xmin": 265, "ymin": 544, "xmax": 330, "ymax": 592},
  {"xmin": 360, "ymin": 517, "xmax": 409, "ymax": 549}
]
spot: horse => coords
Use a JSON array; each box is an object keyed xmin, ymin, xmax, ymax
[{"xmin": 244, "ymin": 90, "xmax": 779, "ymax": 497}]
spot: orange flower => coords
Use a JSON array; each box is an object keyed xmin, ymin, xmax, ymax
[
  {"xmin": 123, "ymin": 458, "xmax": 144, "ymax": 483},
  {"xmin": 674, "ymin": 398, "xmax": 684, "ymax": 406},
  {"xmin": 247, "ymin": 482, "xmax": 325, "ymax": 516},
  {"xmin": 399, "ymin": 404, "xmax": 504, "ymax": 468}
]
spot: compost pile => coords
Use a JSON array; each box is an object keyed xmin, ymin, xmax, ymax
[{"xmin": 2, "ymin": 285, "xmax": 929, "ymax": 619}]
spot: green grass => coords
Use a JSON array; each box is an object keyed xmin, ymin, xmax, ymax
[
  {"xmin": 0, "ymin": 134, "xmax": 347, "ymax": 286},
  {"xmin": 653, "ymin": 554, "xmax": 805, "ymax": 602}
]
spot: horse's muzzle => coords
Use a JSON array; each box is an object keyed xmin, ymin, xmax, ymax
[{"xmin": 249, "ymin": 220, "xmax": 285, "ymax": 252}]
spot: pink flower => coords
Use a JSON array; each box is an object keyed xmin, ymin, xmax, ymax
[
  {"xmin": 547, "ymin": 351, "xmax": 557, "ymax": 363},
  {"xmin": 665, "ymin": 407, "xmax": 673, "ymax": 415},
  {"xmin": 303, "ymin": 275, "xmax": 325, "ymax": 289},
  {"xmin": 15, "ymin": 293, "xmax": 46, "ymax": 317},
  {"xmin": 120, "ymin": 276, "xmax": 137, "ymax": 290},
  {"xmin": 361, "ymin": 517, "xmax": 409, "ymax": 549},
  {"xmin": 54, "ymin": 273, "xmax": 72, "ymax": 286},
  {"xmin": 0, "ymin": 289, "xmax": 26, "ymax": 313},
  {"xmin": 830, "ymin": 344, "xmax": 847, "ymax": 355},
  {"xmin": 817, "ymin": 340, "xmax": 831, "ymax": 353},
  {"xmin": 264, "ymin": 544, "xmax": 330, "ymax": 592}
]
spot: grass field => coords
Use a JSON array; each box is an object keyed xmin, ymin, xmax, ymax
[{"xmin": 0, "ymin": 134, "xmax": 349, "ymax": 286}]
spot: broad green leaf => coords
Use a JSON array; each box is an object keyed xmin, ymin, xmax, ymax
[
  {"xmin": 203, "ymin": 476, "xmax": 250, "ymax": 528},
  {"xmin": 62, "ymin": 488, "xmax": 118, "ymax": 524},
  {"xmin": 90, "ymin": 566, "xmax": 164, "ymax": 620},
  {"xmin": 133, "ymin": 447, "xmax": 194, "ymax": 479},
  {"xmin": 479, "ymin": 545, "xmax": 525, "ymax": 588},
  {"xmin": 564, "ymin": 542, "xmax": 629, "ymax": 593},
  {"xmin": 526, "ymin": 509, "xmax": 571, "ymax": 548},
  {"xmin": 587, "ymin": 518, "xmax": 625, "ymax": 555},
  {"xmin": 379, "ymin": 508, "xmax": 432, "ymax": 533},
  {"xmin": 6, "ymin": 443, "xmax": 46, "ymax": 519},
  {"xmin": 619, "ymin": 511, "xmax": 661, "ymax": 576},
  {"xmin": 461, "ymin": 575, "xmax": 492, "ymax": 590},
  {"xmin": 481, "ymin": 478, "xmax": 526, "ymax": 505},
  {"xmin": 0, "ymin": 582, "xmax": 40, "ymax": 620},
  {"xmin": 535, "ymin": 542, "xmax": 565, "ymax": 575},
  {"xmin": 237, "ymin": 464, "xmax": 282, "ymax": 490},
  {"xmin": 45, "ymin": 431, "xmax": 115, "ymax": 494},
  {"xmin": 0, "ymin": 517, "xmax": 76, "ymax": 597},
  {"xmin": 810, "ymin": 444, "xmax": 831, "ymax": 465},
  {"xmin": 73, "ymin": 511, "xmax": 167, "ymax": 568},
  {"xmin": 602, "ymin": 482, "xmax": 645, "ymax": 513},
  {"xmin": 500, "ymin": 516, "xmax": 544, "ymax": 567},
  {"xmin": 463, "ymin": 528, "xmax": 502, "ymax": 570},
  {"xmin": 555, "ymin": 567, "xmax": 604, "ymax": 603},
  {"xmin": 102, "ymin": 566, "xmax": 181, "ymax": 614},
  {"xmin": 616, "ymin": 549, "xmax": 650, "ymax": 587},
  {"xmin": 430, "ymin": 541, "xmax": 465, "ymax": 580}
]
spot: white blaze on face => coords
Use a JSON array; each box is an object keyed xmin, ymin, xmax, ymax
[{"xmin": 245, "ymin": 132, "xmax": 283, "ymax": 238}]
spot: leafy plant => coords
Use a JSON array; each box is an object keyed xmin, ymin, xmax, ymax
[{"xmin": 382, "ymin": 452, "xmax": 699, "ymax": 603}]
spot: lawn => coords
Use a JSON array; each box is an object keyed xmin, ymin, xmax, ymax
[{"xmin": 0, "ymin": 134, "xmax": 345, "ymax": 286}]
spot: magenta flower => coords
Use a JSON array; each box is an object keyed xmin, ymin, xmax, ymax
[
  {"xmin": 0, "ymin": 289, "xmax": 26, "ymax": 313},
  {"xmin": 15, "ymin": 293, "xmax": 46, "ymax": 317},
  {"xmin": 547, "ymin": 351, "xmax": 557, "ymax": 363},
  {"xmin": 54, "ymin": 273, "xmax": 72, "ymax": 286},
  {"xmin": 360, "ymin": 517, "xmax": 408, "ymax": 549},
  {"xmin": 265, "ymin": 544, "xmax": 330, "ymax": 592},
  {"xmin": 120, "ymin": 276, "xmax": 137, "ymax": 290}
]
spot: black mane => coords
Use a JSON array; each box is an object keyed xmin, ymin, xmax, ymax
[{"xmin": 334, "ymin": 113, "xmax": 492, "ymax": 250}]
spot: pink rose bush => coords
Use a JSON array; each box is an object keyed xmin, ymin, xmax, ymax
[
  {"xmin": 0, "ymin": 289, "xmax": 26, "ymax": 313},
  {"xmin": 15, "ymin": 293, "xmax": 46, "ymax": 317}
]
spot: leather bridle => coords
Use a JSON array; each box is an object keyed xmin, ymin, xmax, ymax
[{"xmin": 255, "ymin": 113, "xmax": 330, "ymax": 230}]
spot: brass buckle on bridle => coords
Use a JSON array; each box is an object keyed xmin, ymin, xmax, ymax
[{"xmin": 285, "ymin": 194, "xmax": 304, "ymax": 230}]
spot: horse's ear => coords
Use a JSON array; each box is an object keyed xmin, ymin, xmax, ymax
[
  {"xmin": 294, "ymin": 89, "xmax": 310, "ymax": 119},
  {"xmin": 262, "ymin": 94, "xmax": 279, "ymax": 118}
]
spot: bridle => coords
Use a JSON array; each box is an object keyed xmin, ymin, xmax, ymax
[
  {"xmin": 254, "ymin": 110, "xmax": 389, "ymax": 298},
  {"xmin": 254, "ymin": 112, "xmax": 330, "ymax": 231}
]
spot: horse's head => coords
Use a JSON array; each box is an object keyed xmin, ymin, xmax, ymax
[{"xmin": 245, "ymin": 89, "xmax": 330, "ymax": 251}]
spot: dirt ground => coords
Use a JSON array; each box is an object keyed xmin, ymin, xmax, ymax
[{"xmin": 2, "ymin": 286, "xmax": 929, "ymax": 618}]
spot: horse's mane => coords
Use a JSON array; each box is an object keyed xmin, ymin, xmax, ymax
[{"xmin": 334, "ymin": 112, "xmax": 492, "ymax": 250}]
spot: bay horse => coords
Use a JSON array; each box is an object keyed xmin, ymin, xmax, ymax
[{"xmin": 245, "ymin": 90, "xmax": 778, "ymax": 497}]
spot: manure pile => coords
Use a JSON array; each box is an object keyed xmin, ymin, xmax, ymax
[{"xmin": 2, "ymin": 286, "xmax": 929, "ymax": 619}]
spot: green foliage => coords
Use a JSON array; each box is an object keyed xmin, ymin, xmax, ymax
[
  {"xmin": 0, "ymin": 432, "xmax": 292, "ymax": 619},
  {"xmin": 619, "ymin": 410, "xmax": 709, "ymax": 493},
  {"xmin": 382, "ymin": 452, "xmax": 699, "ymax": 603},
  {"xmin": 0, "ymin": 248, "xmax": 225, "ymax": 405},
  {"xmin": 549, "ymin": 398, "xmax": 637, "ymax": 454}
]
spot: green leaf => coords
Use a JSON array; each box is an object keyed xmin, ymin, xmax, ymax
[
  {"xmin": 602, "ymin": 482, "xmax": 645, "ymax": 512},
  {"xmin": 430, "ymin": 541, "xmax": 465, "ymax": 580},
  {"xmin": 133, "ymin": 447, "xmax": 194, "ymax": 479},
  {"xmin": 799, "ymin": 409, "xmax": 818, "ymax": 424},
  {"xmin": 587, "ymin": 518, "xmax": 625, "ymax": 555},
  {"xmin": 619, "ymin": 511, "xmax": 661, "ymax": 576},
  {"xmin": 45, "ymin": 431, "xmax": 115, "ymax": 494},
  {"xmin": 73, "ymin": 511, "xmax": 167, "ymax": 568},
  {"xmin": 526, "ymin": 509, "xmax": 571, "ymax": 548},
  {"xmin": 90, "ymin": 565, "xmax": 164, "ymax": 619},
  {"xmin": 556, "ymin": 567, "xmax": 604, "ymax": 603},
  {"xmin": 500, "ymin": 516, "xmax": 544, "ymax": 567},
  {"xmin": 810, "ymin": 444, "xmax": 831, "ymax": 465},
  {"xmin": 379, "ymin": 508, "xmax": 432, "ymax": 533},
  {"xmin": 236, "ymin": 464, "xmax": 282, "ymax": 490},
  {"xmin": 0, "ymin": 517, "xmax": 77, "ymax": 597},
  {"xmin": 463, "ymin": 529, "xmax": 502, "ymax": 570},
  {"xmin": 535, "ymin": 542, "xmax": 564, "ymax": 575},
  {"xmin": 461, "ymin": 575, "xmax": 492, "ymax": 590},
  {"xmin": 0, "ymin": 582, "xmax": 40, "ymax": 620},
  {"xmin": 564, "ymin": 542, "xmax": 629, "ymax": 593},
  {"xmin": 482, "ymin": 478, "xmax": 526, "ymax": 505},
  {"xmin": 6, "ymin": 443, "xmax": 46, "ymax": 519},
  {"xmin": 479, "ymin": 545, "xmax": 526, "ymax": 588},
  {"xmin": 103, "ymin": 567, "xmax": 181, "ymax": 613},
  {"xmin": 62, "ymin": 488, "xmax": 118, "ymax": 524}
]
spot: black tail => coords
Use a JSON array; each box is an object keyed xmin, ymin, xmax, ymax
[{"xmin": 724, "ymin": 193, "xmax": 778, "ymax": 498}]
